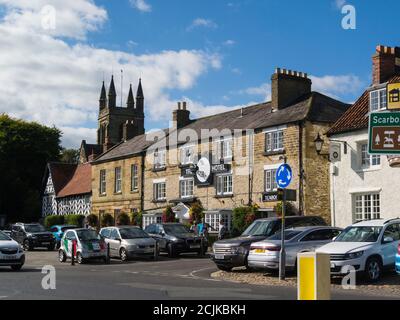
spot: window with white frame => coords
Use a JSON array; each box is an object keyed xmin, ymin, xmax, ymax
[
  {"xmin": 354, "ymin": 193, "xmax": 380, "ymax": 222},
  {"xmin": 154, "ymin": 149, "xmax": 166, "ymax": 169},
  {"xmin": 265, "ymin": 128, "xmax": 285, "ymax": 153},
  {"xmin": 99, "ymin": 169, "xmax": 106, "ymax": 195},
  {"xmin": 142, "ymin": 214, "xmax": 163, "ymax": 229},
  {"xmin": 180, "ymin": 178, "xmax": 194, "ymax": 198},
  {"xmin": 215, "ymin": 137, "xmax": 233, "ymax": 161},
  {"xmin": 131, "ymin": 164, "xmax": 139, "ymax": 192},
  {"xmin": 370, "ymin": 89, "xmax": 387, "ymax": 112},
  {"xmin": 265, "ymin": 169, "xmax": 278, "ymax": 191},
  {"xmin": 361, "ymin": 143, "xmax": 381, "ymax": 168},
  {"xmin": 114, "ymin": 167, "xmax": 122, "ymax": 193},
  {"xmin": 180, "ymin": 145, "xmax": 195, "ymax": 165},
  {"xmin": 205, "ymin": 212, "xmax": 232, "ymax": 233},
  {"xmin": 153, "ymin": 182, "xmax": 166, "ymax": 201},
  {"xmin": 216, "ymin": 174, "xmax": 233, "ymax": 196}
]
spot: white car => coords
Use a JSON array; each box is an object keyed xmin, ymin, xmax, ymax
[
  {"xmin": 0, "ymin": 230, "xmax": 25, "ymax": 271},
  {"xmin": 316, "ymin": 218, "xmax": 400, "ymax": 282}
]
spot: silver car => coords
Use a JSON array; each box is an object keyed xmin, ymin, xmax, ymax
[
  {"xmin": 100, "ymin": 226, "xmax": 157, "ymax": 261},
  {"xmin": 248, "ymin": 226, "xmax": 342, "ymax": 271}
]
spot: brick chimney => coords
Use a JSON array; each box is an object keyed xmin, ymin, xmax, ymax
[
  {"xmin": 172, "ymin": 101, "xmax": 191, "ymax": 129},
  {"xmin": 271, "ymin": 68, "xmax": 312, "ymax": 110},
  {"xmin": 372, "ymin": 45, "xmax": 400, "ymax": 85}
]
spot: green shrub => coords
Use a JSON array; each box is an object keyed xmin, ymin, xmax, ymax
[
  {"xmin": 130, "ymin": 211, "xmax": 143, "ymax": 227},
  {"xmin": 189, "ymin": 201, "xmax": 204, "ymax": 224},
  {"xmin": 86, "ymin": 214, "xmax": 99, "ymax": 228},
  {"xmin": 275, "ymin": 202, "xmax": 297, "ymax": 217},
  {"xmin": 44, "ymin": 215, "xmax": 65, "ymax": 228},
  {"xmin": 101, "ymin": 213, "xmax": 114, "ymax": 227},
  {"xmin": 117, "ymin": 213, "xmax": 130, "ymax": 226},
  {"xmin": 162, "ymin": 206, "xmax": 175, "ymax": 223},
  {"xmin": 232, "ymin": 205, "xmax": 260, "ymax": 236},
  {"xmin": 64, "ymin": 214, "xmax": 85, "ymax": 227}
]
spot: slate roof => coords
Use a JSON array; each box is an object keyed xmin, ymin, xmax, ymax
[
  {"xmin": 94, "ymin": 91, "xmax": 349, "ymax": 162},
  {"xmin": 327, "ymin": 75, "xmax": 400, "ymax": 136},
  {"xmin": 47, "ymin": 162, "xmax": 91, "ymax": 198}
]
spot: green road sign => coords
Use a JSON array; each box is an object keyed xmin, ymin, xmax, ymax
[{"xmin": 369, "ymin": 112, "xmax": 400, "ymax": 154}]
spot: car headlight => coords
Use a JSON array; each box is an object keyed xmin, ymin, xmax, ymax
[
  {"xmin": 18, "ymin": 246, "xmax": 24, "ymax": 253},
  {"xmin": 230, "ymin": 246, "xmax": 247, "ymax": 255},
  {"xmin": 171, "ymin": 237, "xmax": 183, "ymax": 243},
  {"xmin": 345, "ymin": 251, "xmax": 364, "ymax": 260}
]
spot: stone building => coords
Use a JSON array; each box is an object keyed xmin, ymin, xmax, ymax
[
  {"xmin": 328, "ymin": 45, "xmax": 400, "ymax": 227},
  {"xmin": 91, "ymin": 68, "xmax": 350, "ymax": 231}
]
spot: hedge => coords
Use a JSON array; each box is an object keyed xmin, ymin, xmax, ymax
[
  {"xmin": 64, "ymin": 214, "xmax": 85, "ymax": 227},
  {"xmin": 44, "ymin": 215, "xmax": 65, "ymax": 228},
  {"xmin": 101, "ymin": 213, "xmax": 114, "ymax": 227},
  {"xmin": 117, "ymin": 213, "xmax": 130, "ymax": 226}
]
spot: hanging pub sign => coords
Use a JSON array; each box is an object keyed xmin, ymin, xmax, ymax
[
  {"xmin": 195, "ymin": 156, "xmax": 213, "ymax": 186},
  {"xmin": 211, "ymin": 163, "xmax": 231, "ymax": 174},
  {"xmin": 181, "ymin": 166, "xmax": 195, "ymax": 178},
  {"xmin": 262, "ymin": 192, "xmax": 279, "ymax": 202}
]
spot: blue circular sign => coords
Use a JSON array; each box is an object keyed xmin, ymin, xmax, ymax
[{"xmin": 276, "ymin": 164, "xmax": 292, "ymax": 189}]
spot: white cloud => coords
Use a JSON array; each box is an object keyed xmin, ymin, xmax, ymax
[
  {"xmin": 0, "ymin": 1, "xmax": 222, "ymax": 148},
  {"xmin": 237, "ymin": 83, "xmax": 272, "ymax": 101},
  {"xmin": 223, "ymin": 40, "xmax": 236, "ymax": 46},
  {"xmin": 310, "ymin": 74, "xmax": 364, "ymax": 97},
  {"xmin": 187, "ymin": 18, "xmax": 218, "ymax": 31},
  {"xmin": 129, "ymin": 0, "xmax": 152, "ymax": 13}
]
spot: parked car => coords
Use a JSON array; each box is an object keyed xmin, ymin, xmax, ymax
[
  {"xmin": 58, "ymin": 228, "xmax": 107, "ymax": 264},
  {"xmin": 396, "ymin": 242, "xmax": 400, "ymax": 275},
  {"xmin": 317, "ymin": 218, "xmax": 400, "ymax": 282},
  {"xmin": 11, "ymin": 223, "xmax": 56, "ymax": 251},
  {"xmin": 211, "ymin": 216, "xmax": 327, "ymax": 271},
  {"xmin": 145, "ymin": 223, "xmax": 208, "ymax": 257},
  {"xmin": 50, "ymin": 225, "xmax": 78, "ymax": 248},
  {"xmin": 0, "ymin": 230, "xmax": 25, "ymax": 271},
  {"xmin": 100, "ymin": 226, "xmax": 157, "ymax": 261},
  {"xmin": 248, "ymin": 226, "xmax": 342, "ymax": 271}
]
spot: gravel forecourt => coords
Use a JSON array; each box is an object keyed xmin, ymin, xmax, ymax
[{"xmin": 211, "ymin": 267, "xmax": 400, "ymax": 298}]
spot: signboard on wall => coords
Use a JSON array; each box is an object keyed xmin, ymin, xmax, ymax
[
  {"xmin": 369, "ymin": 112, "xmax": 400, "ymax": 154},
  {"xmin": 388, "ymin": 83, "xmax": 400, "ymax": 110}
]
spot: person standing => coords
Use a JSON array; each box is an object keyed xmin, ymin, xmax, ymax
[{"xmin": 218, "ymin": 219, "xmax": 227, "ymax": 240}]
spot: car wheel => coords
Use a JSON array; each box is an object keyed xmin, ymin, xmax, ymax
[
  {"xmin": 10, "ymin": 264, "xmax": 23, "ymax": 271},
  {"xmin": 120, "ymin": 248, "xmax": 128, "ymax": 262},
  {"xmin": 23, "ymin": 240, "xmax": 32, "ymax": 251},
  {"xmin": 365, "ymin": 257, "xmax": 382, "ymax": 282},
  {"xmin": 217, "ymin": 265, "xmax": 233, "ymax": 272},
  {"xmin": 77, "ymin": 252, "xmax": 84, "ymax": 264},
  {"xmin": 59, "ymin": 250, "xmax": 67, "ymax": 263}
]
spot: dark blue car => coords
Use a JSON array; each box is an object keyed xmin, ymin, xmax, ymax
[
  {"xmin": 396, "ymin": 243, "xmax": 400, "ymax": 274},
  {"xmin": 50, "ymin": 225, "xmax": 77, "ymax": 248}
]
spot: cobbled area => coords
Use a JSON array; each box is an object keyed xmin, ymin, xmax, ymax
[{"xmin": 211, "ymin": 268, "xmax": 400, "ymax": 297}]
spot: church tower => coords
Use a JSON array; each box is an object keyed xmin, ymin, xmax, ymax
[{"xmin": 97, "ymin": 77, "xmax": 145, "ymax": 151}]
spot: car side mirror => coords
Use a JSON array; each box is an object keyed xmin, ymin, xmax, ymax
[{"xmin": 383, "ymin": 236, "xmax": 394, "ymax": 243}]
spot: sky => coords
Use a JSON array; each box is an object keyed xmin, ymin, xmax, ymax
[{"xmin": 0, "ymin": 0, "xmax": 398, "ymax": 148}]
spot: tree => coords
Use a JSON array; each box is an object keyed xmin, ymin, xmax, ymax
[
  {"xmin": 117, "ymin": 213, "xmax": 130, "ymax": 226},
  {"xmin": 232, "ymin": 205, "xmax": 260, "ymax": 236},
  {"xmin": 60, "ymin": 148, "xmax": 79, "ymax": 164},
  {"xmin": 0, "ymin": 114, "xmax": 62, "ymax": 222},
  {"xmin": 189, "ymin": 201, "xmax": 204, "ymax": 224}
]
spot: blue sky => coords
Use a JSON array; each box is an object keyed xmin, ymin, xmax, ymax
[{"xmin": 0, "ymin": 0, "xmax": 399, "ymax": 147}]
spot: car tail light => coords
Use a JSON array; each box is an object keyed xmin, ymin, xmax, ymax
[
  {"xmin": 398, "ymin": 243, "xmax": 400, "ymax": 255},
  {"xmin": 100, "ymin": 241, "xmax": 106, "ymax": 250},
  {"xmin": 265, "ymin": 246, "xmax": 281, "ymax": 252}
]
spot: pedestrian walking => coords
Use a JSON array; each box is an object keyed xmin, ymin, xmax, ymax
[{"xmin": 218, "ymin": 219, "xmax": 227, "ymax": 240}]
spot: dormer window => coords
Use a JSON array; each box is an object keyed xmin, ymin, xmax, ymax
[{"xmin": 370, "ymin": 88, "xmax": 387, "ymax": 112}]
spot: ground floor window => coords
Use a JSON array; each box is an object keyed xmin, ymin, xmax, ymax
[
  {"xmin": 142, "ymin": 214, "xmax": 162, "ymax": 229},
  {"xmin": 353, "ymin": 193, "xmax": 380, "ymax": 222},
  {"xmin": 205, "ymin": 211, "xmax": 232, "ymax": 233}
]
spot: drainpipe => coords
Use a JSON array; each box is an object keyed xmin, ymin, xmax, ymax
[
  {"xmin": 298, "ymin": 121, "xmax": 304, "ymax": 216},
  {"xmin": 140, "ymin": 152, "xmax": 145, "ymax": 213}
]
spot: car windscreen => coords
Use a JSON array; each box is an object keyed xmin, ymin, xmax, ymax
[
  {"xmin": 25, "ymin": 225, "xmax": 46, "ymax": 233},
  {"xmin": 0, "ymin": 231, "xmax": 11, "ymax": 241},
  {"xmin": 61, "ymin": 226, "xmax": 77, "ymax": 232},
  {"xmin": 120, "ymin": 228, "xmax": 149, "ymax": 239},
  {"xmin": 163, "ymin": 224, "xmax": 189, "ymax": 234},
  {"xmin": 267, "ymin": 230, "xmax": 303, "ymax": 240},
  {"xmin": 76, "ymin": 230, "xmax": 100, "ymax": 241},
  {"xmin": 242, "ymin": 220, "xmax": 275, "ymax": 237},
  {"xmin": 335, "ymin": 226, "xmax": 382, "ymax": 243}
]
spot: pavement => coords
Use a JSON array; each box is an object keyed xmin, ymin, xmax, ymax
[{"xmin": 0, "ymin": 251, "xmax": 397, "ymax": 300}]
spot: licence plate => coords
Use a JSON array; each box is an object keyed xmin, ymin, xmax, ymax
[
  {"xmin": 41, "ymin": 242, "xmax": 50, "ymax": 245},
  {"xmin": 254, "ymin": 249, "xmax": 265, "ymax": 254},
  {"xmin": 190, "ymin": 244, "xmax": 201, "ymax": 249},
  {"xmin": 92, "ymin": 243, "xmax": 100, "ymax": 251},
  {"xmin": 215, "ymin": 254, "xmax": 225, "ymax": 260},
  {"xmin": 2, "ymin": 255, "xmax": 17, "ymax": 260}
]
